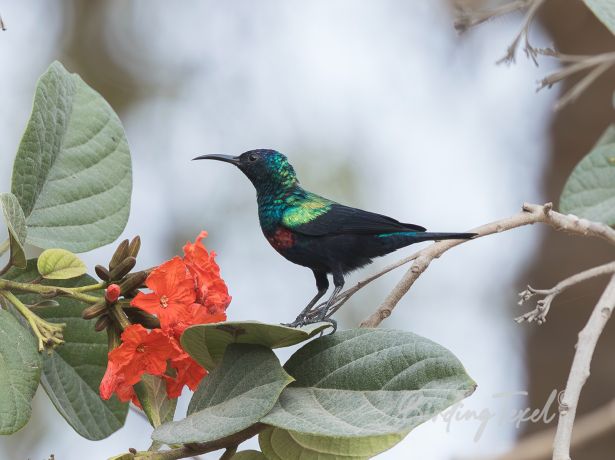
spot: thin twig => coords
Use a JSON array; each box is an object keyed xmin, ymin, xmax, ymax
[
  {"xmin": 536, "ymin": 51, "xmax": 615, "ymax": 110},
  {"xmin": 496, "ymin": 0, "xmax": 547, "ymax": 65},
  {"xmin": 516, "ymin": 261, "xmax": 615, "ymax": 324},
  {"xmin": 359, "ymin": 203, "xmax": 615, "ymax": 328},
  {"xmin": 552, "ymin": 274, "xmax": 615, "ymax": 459},
  {"xmin": 454, "ymin": 0, "xmax": 531, "ymax": 33}
]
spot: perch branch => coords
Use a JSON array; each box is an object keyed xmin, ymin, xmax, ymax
[
  {"xmin": 552, "ymin": 274, "xmax": 615, "ymax": 460},
  {"xmin": 516, "ymin": 261, "xmax": 615, "ymax": 324},
  {"xmin": 121, "ymin": 424, "xmax": 265, "ymax": 460},
  {"xmin": 358, "ymin": 202, "xmax": 615, "ymax": 328}
]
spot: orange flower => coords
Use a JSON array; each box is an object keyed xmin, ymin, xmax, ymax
[
  {"xmin": 101, "ymin": 231, "xmax": 232, "ymax": 403},
  {"xmin": 164, "ymin": 353, "xmax": 207, "ymax": 398},
  {"xmin": 100, "ymin": 324, "xmax": 183, "ymax": 401},
  {"xmin": 182, "ymin": 231, "xmax": 231, "ymax": 314},
  {"xmin": 131, "ymin": 257, "xmax": 196, "ymax": 332},
  {"xmin": 166, "ymin": 303, "xmax": 227, "ymax": 340}
]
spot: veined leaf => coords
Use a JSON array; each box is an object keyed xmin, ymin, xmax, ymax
[
  {"xmin": 134, "ymin": 375, "xmax": 177, "ymax": 429},
  {"xmin": 152, "ymin": 344, "xmax": 293, "ymax": 444},
  {"xmin": 4, "ymin": 261, "xmax": 128, "ymax": 439},
  {"xmin": 37, "ymin": 248, "xmax": 87, "ymax": 279},
  {"xmin": 560, "ymin": 124, "xmax": 615, "ymax": 224},
  {"xmin": 11, "ymin": 61, "xmax": 132, "ymax": 252},
  {"xmin": 0, "ymin": 192, "xmax": 27, "ymax": 269},
  {"xmin": 181, "ymin": 320, "xmax": 332, "ymax": 370},
  {"xmin": 261, "ymin": 328, "xmax": 475, "ymax": 457},
  {"xmin": 583, "ymin": 0, "xmax": 615, "ymax": 34},
  {"xmin": 259, "ymin": 427, "xmax": 366, "ymax": 460},
  {"xmin": 231, "ymin": 451, "xmax": 268, "ymax": 460},
  {"xmin": 0, "ymin": 308, "xmax": 41, "ymax": 434}
]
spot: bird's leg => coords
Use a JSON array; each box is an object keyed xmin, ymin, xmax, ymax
[
  {"xmin": 285, "ymin": 271, "xmax": 329, "ymax": 327},
  {"xmin": 314, "ymin": 269, "xmax": 345, "ymax": 322}
]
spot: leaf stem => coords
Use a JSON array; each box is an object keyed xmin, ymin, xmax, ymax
[{"xmin": 0, "ymin": 290, "xmax": 65, "ymax": 351}]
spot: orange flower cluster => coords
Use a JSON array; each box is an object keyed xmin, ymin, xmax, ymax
[{"xmin": 100, "ymin": 231, "xmax": 231, "ymax": 403}]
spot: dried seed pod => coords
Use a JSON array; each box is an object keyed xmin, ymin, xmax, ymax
[
  {"xmin": 128, "ymin": 236, "xmax": 141, "ymax": 258},
  {"xmin": 119, "ymin": 271, "xmax": 148, "ymax": 295},
  {"xmin": 82, "ymin": 301, "xmax": 107, "ymax": 320},
  {"xmin": 95, "ymin": 265, "xmax": 110, "ymax": 281},
  {"xmin": 108, "ymin": 256, "xmax": 136, "ymax": 281},
  {"xmin": 94, "ymin": 314, "xmax": 111, "ymax": 332},
  {"xmin": 109, "ymin": 239, "xmax": 130, "ymax": 271}
]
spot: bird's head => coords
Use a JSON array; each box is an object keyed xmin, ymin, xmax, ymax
[{"xmin": 194, "ymin": 149, "xmax": 298, "ymax": 191}]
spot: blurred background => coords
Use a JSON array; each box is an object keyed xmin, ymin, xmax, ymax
[{"xmin": 0, "ymin": 1, "xmax": 613, "ymax": 459}]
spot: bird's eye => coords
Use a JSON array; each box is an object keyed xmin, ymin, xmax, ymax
[{"xmin": 248, "ymin": 154, "xmax": 258, "ymax": 162}]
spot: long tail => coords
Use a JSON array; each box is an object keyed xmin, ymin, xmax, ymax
[
  {"xmin": 373, "ymin": 231, "xmax": 476, "ymax": 256},
  {"xmin": 411, "ymin": 232, "xmax": 477, "ymax": 243}
]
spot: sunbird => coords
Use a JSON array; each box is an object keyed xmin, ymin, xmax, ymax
[{"xmin": 194, "ymin": 149, "xmax": 475, "ymax": 326}]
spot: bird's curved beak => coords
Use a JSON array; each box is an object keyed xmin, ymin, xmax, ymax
[{"xmin": 192, "ymin": 154, "xmax": 240, "ymax": 165}]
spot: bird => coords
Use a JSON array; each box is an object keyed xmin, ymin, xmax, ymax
[{"xmin": 194, "ymin": 149, "xmax": 475, "ymax": 327}]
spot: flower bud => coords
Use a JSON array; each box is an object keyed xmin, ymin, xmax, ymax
[
  {"xmin": 128, "ymin": 236, "xmax": 141, "ymax": 258},
  {"xmin": 95, "ymin": 314, "xmax": 111, "ymax": 332},
  {"xmin": 95, "ymin": 265, "xmax": 110, "ymax": 281},
  {"xmin": 108, "ymin": 256, "xmax": 136, "ymax": 281},
  {"xmin": 105, "ymin": 284, "xmax": 121, "ymax": 303},
  {"xmin": 82, "ymin": 301, "xmax": 107, "ymax": 320},
  {"xmin": 119, "ymin": 271, "xmax": 148, "ymax": 295},
  {"xmin": 109, "ymin": 239, "xmax": 129, "ymax": 270}
]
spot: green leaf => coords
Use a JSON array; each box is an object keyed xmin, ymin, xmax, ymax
[
  {"xmin": 259, "ymin": 428, "xmax": 366, "ymax": 460},
  {"xmin": 134, "ymin": 375, "xmax": 177, "ymax": 429},
  {"xmin": 0, "ymin": 192, "xmax": 27, "ymax": 269},
  {"xmin": 181, "ymin": 320, "xmax": 333, "ymax": 370},
  {"xmin": 583, "ymin": 0, "xmax": 615, "ymax": 34},
  {"xmin": 11, "ymin": 61, "xmax": 132, "ymax": 253},
  {"xmin": 37, "ymin": 248, "xmax": 87, "ymax": 279},
  {"xmin": 0, "ymin": 308, "xmax": 42, "ymax": 434},
  {"xmin": 3, "ymin": 261, "xmax": 128, "ymax": 440},
  {"xmin": 262, "ymin": 329, "xmax": 475, "ymax": 442},
  {"xmin": 152, "ymin": 344, "xmax": 293, "ymax": 444},
  {"xmin": 560, "ymin": 124, "xmax": 615, "ymax": 224},
  {"xmin": 231, "ymin": 451, "xmax": 268, "ymax": 460}
]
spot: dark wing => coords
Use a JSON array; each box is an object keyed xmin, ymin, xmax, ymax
[{"xmin": 284, "ymin": 203, "xmax": 426, "ymax": 237}]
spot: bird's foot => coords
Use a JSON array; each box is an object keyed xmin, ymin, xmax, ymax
[{"xmin": 282, "ymin": 310, "xmax": 337, "ymax": 332}]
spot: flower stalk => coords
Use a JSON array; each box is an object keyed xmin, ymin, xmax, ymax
[{"xmin": 0, "ymin": 290, "xmax": 65, "ymax": 352}]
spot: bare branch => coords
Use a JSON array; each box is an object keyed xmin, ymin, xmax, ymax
[
  {"xmin": 358, "ymin": 203, "xmax": 615, "ymax": 328},
  {"xmin": 552, "ymin": 274, "xmax": 615, "ymax": 459},
  {"xmin": 495, "ymin": 0, "xmax": 547, "ymax": 65},
  {"xmin": 516, "ymin": 261, "xmax": 615, "ymax": 324}
]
